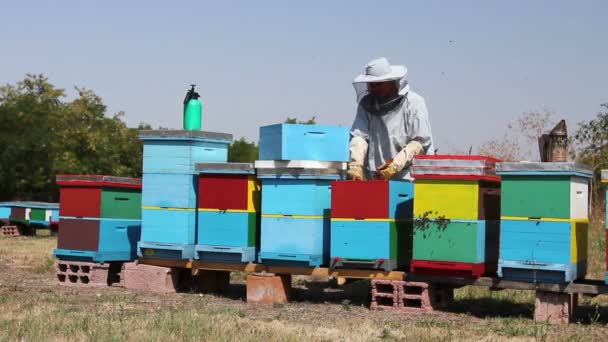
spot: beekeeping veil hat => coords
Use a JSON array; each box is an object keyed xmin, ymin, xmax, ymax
[{"xmin": 352, "ymin": 57, "xmax": 409, "ymax": 105}]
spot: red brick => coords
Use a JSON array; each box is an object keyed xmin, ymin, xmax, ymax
[
  {"xmin": 121, "ymin": 262, "xmax": 180, "ymax": 293},
  {"xmin": 247, "ymin": 274, "xmax": 291, "ymax": 304},
  {"xmin": 534, "ymin": 291, "xmax": 578, "ymax": 324}
]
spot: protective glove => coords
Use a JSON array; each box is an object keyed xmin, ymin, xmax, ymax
[
  {"xmin": 375, "ymin": 159, "xmax": 398, "ymax": 180},
  {"xmin": 348, "ymin": 136, "xmax": 368, "ymax": 181},
  {"xmin": 376, "ymin": 141, "xmax": 424, "ymax": 180},
  {"xmin": 347, "ymin": 163, "xmax": 365, "ymax": 180}
]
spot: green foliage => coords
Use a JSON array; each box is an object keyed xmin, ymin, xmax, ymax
[
  {"xmin": 284, "ymin": 116, "xmax": 316, "ymax": 125},
  {"xmin": 574, "ymin": 103, "xmax": 608, "ymax": 168},
  {"xmin": 0, "ymin": 74, "xmax": 145, "ymax": 201},
  {"xmin": 228, "ymin": 137, "xmax": 258, "ymax": 163}
]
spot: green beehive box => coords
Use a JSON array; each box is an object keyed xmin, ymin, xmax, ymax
[
  {"xmin": 497, "ymin": 162, "xmax": 592, "ymax": 220},
  {"xmin": 100, "ymin": 189, "xmax": 142, "ymax": 220},
  {"xmin": 30, "ymin": 208, "xmax": 46, "ymax": 221},
  {"xmin": 413, "ymin": 220, "xmax": 499, "ymax": 264}
]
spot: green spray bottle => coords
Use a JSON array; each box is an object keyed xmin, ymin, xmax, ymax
[{"xmin": 183, "ymin": 84, "xmax": 202, "ymax": 130}]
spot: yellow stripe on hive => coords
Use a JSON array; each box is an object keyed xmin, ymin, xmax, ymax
[
  {"xmin": 500, "ymin": 216, "xmax": 573, "ymax": 223},
  {"xmin": 571, "ymin": 219, "xmax": 588, "ymax": 263},
  {"xmin": 247, "ymin": 178, "xmax": 261, "ymax": 212},
  {"xmin": 330, "ymin": 218, "xmax": 411, "ymax": 223},
  {"xmin": 198, "ymin": 208, "xmax": 257, "ymax": 213},
  {"xmin": 261, "ymin": 214, "xmax": 327, "ymax": 219},
  {"xmin": 141, "ymin": 206, "xmax": 196, "ymax": 211}
]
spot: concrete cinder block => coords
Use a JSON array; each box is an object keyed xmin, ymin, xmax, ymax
[
  {"xmin": 247, "ymin": 273, "xmax": 291, "ymax": 304},
  {"xmin": 1, "ymin": 225, "xmax": 22, "ymax": 237},
  {"xmin": 55, "ymin": 260, "xmax": 110, "ymax": 287},
  {"xmin": 534, "ymin": 291, "xmax": 578, "ymax": 324},
  {"xmin": 121, "ymin": 262, "xmax": 180, "ymax": 293}
]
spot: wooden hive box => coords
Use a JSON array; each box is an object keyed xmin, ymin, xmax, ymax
[
  {"xmin": 497, "ymin": 162, "xmax": 592, "ymax": 220},
  {"xmin": 497, "ymin": 218, "xmax": 588, "ymax": 283},
  {"xmin": 195, "ymin": 163, "xmax": 260, "ymax": 263},
  {"xmin": 258, "ymin": 124, "xmax": 349, "ymax": 162},
  {"xmin": 330, "ymin": 180, "xmax": 414, "ymax": 271},
  {"xmin": 55, "ymin": 175, "xmax": 142, "ymax": 263},
  {"xmin": 256, "ymin": 161, "xmax": 345, "ymax": 267},
  {"xmin": 139, "ymin": 130, "xmax": 232, "ymax": 174},
  {"xmin": 57, "ymin": 175, "xmax": 142, "ymax": 220},
  {"xmin": 410, "ymin": 155, "xmax": 502, "ymax": 277}
]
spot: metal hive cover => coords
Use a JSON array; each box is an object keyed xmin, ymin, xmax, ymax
[
  {"xmin": 56, "ymin": 174, "xmax": 142, "ymax": 186},
  {"xmin": 196, "ymin": 162, "xmax": 255, "ymax": 174},
  {"xmin": 496, "ymin": 162, "xmax": 593, "ymax": 176},
  {"xmin": 139, "ymin": 130, "xmax": 233, "ymax": 141}
]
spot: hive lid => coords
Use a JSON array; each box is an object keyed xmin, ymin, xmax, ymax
[
  {"xmin": 3, "ymin": 201, "xmax": 59, "ymax": 209},
  {"xmin": 601, "ymin": 169, "xmax": 608, "ymax": 183},
  {"xmin": 412, "ymin": 155, "xmax": 499, "ymax": 179},
  {"xmin": 255, "ymin": 160, "xmax": 347, "ymax": 170},
  {"xmin": 139, "ymin": 130, "xmax": 233, "ymax": 142},
  {"xmin": 256, "ymin": 168, "xmax": 346, "ymax": 180},
  {"xmin": 196, "ymin": 162, "xmax": 255, "ymax": 174},
  {"xmin": 496, "ymin": 162, "xmax": 593, "ymax": 178},
  {"xmin": 56, "ymin": 174, "xmax": 142, "ymax": 188}
]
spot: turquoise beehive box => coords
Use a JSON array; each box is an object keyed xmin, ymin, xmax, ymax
[
  {"xmin": 138, "ymin": 130, "xmax": 233, "ymax": 261},
  {"xmin": 496, "ymin": 162, "xmax": 592, "ymax": 283},
  {"xmin": 256, "ymin": 161, "xmax": 347, "ymax": 267},
  {"xmin": 258, "ymin": 124, "xmax": 349, "ymax": 162},
  {"xmin": 140, "ymin": 130, "xmax": 232, "ymax": 174}
]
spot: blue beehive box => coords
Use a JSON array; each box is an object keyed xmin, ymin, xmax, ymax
[
  {"xmin": 142, "ymin": 173, "xmax": 198, "ymax": 209},
  {"xmin": 261, "ymin": 179, "xmax": 332, "ymax": 216},
  {"xmin": 330, "ymin": 180, "xmax": 414, "ymax": 271},
  {"xmin": 498, "ymin": 218, "xmax": 588, "ymax": 283},
  {"xmin": 140, "ymin": 130, "xmax": 232, "ymax": 174},
  {"xmin": 258, "ymin": 216, "xmax": 330, "ymax": 267},
  {"xmin": 54, "ymin": 218, "xmax": 141, "ymax": 262},
  {"xmin": 194, "ymin": 162, "xmax": 259, "ymax": 263},
  {"xmin": 50, "ymin": 208, "xmax": 59, "ymax": 225},
  {"xmin": 138, "ymin": 208, "xmax": 197, "ymax": 260},
  {"xmin": 0, "ymin": 202, "xmax": 13, "ymax": 223},
  {"xmin": 258, "ymin": 124, "xmax": 349, "ymax": 162},
  {"xmin": 256, "ymin": 165, "xmax": 345, "ymax": 267},
  {"xmin": 196, "ymin": 211, "xmax": 258, "ymax": 263}
]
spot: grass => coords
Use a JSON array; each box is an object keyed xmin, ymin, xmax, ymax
[{"xmin": 0, "ymin": 224, "xmax": 608, "ymax": 341}]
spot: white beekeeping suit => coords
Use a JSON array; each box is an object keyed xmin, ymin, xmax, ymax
[{"xmin": 349, "ymin": 57, "xmax": 435, "ymax": 181}]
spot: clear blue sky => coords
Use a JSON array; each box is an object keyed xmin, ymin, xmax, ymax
[{"xmin": 2, "ymin": 1, "xmax": 607, "ymax": 152}]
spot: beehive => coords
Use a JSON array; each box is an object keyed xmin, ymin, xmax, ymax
[
  {"xmin": 54, "ymin": 175, "xmax": 142, "ymax": 262},
  {"xmin": 330, "ymin": 180, "xmax": 414, "ymax": 271},
  {"xmin": 258, "ymin": 124, "xmax": 349, "ymax": 162},
  {"xmin": 137, "ymin": 130, "xmax": 232, "ymax": 260},
  {"xmin": 256, "ymin": 160, "xmax": 346, "ymax": 267},
  {"xmin": 497, "ymin": 162, "xmax": 592, "ymax": 283},
  {"xmin": 195, "ymin": 163, "xmax": 260, "ymax": 263},
  {"xmin": 411, "ymin": 155, "xmax": 501, "ymax": 278}
]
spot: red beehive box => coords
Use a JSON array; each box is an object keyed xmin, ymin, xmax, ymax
[
  {"xmin": 56, "ymin": 175, "xmax": 142, "ymax": 218},
  {"xmin": 196, "ymin": 163, "xmax": 260, "ymax": 212},
  {"xmin": 331, "ymin": 180, "xmax": 414, "ymax": 219}
]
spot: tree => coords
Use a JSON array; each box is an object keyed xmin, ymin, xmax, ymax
[
  {"xmin": 285, "ymin": 116, "xmax": 317, "ymax": 124},
  {"xmin": 0, "ymin": 74, "xmax": 145, "ymax": 201},
  {"xmin": 478, "ymin": 109, "xmax": 555, "ymax": 161},
  {"xmin": 573, "ymin": 103, "xmax": 608, "ymax": 210},
  {"xmin": 574, "ymin": 103, "xmax": 608, "ymax": 167},
  {"xmin": 228, "ymin": 137, "xmax": 258, "ymax": 163}
]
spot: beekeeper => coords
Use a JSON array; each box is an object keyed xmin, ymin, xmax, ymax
[{"xmin": 348, "ymin": 57, "xmax": 435, "ymax": 181}]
